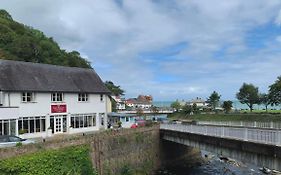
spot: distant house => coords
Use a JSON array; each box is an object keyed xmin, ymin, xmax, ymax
[
  {"xmin": 125, "ymin": 95, "xmax": 152, "ymax": 109},
  {"xmin": 186, "ymin": 97, "xmax": 208, "ymax": 107},
  {"xmin": 111, "ymin": 95, "xmax": 126, "ymax": 110},
  {"xmin": 108, "ymin": 112, "xmax": 143, "ymax": 128},
  {"xmin": 0, "ymin": 60, "xmax": 111, "ymax": 138}
]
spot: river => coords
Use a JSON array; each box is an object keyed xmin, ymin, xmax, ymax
[{"xmin": 156, "ymin": 150, "xmax": 264, "ymax": 175}]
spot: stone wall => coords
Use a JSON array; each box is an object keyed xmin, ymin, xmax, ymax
[{"xmin": 0, "ymin": 125, "xmax": 160, "ymax": 175}]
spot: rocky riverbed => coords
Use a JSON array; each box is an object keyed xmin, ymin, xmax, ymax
[{"xmin": 155, "ymin": 150, "xmax": 280, "ymax": 175}]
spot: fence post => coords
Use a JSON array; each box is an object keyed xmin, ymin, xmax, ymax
[
  {"xmin": 244, "ymin": 128, "xmax": 248, "ymax": 141},
  {"xmin": 270, "ymin": 122, "xmax": 274, "ymax": 129},
  {"xmin": 254, "ymin": 121, "xmax": 256, "ymax": 128},
  {"xmin": 278, "ymin": 130, "xmax": 281, "ymax": 146},
  {"xmin": 222, "ymin": 126, "xmax": 224, "ymax": 137},
  {"xmin": 204, "ymin": 125, "xmax": 207, "ymax": 135}
]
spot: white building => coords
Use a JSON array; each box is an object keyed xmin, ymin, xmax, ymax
[
  {"xmin": 108, "ymin": 112, "xmax": 143, "ymax": 128},
  {"xmin": 111, "ymin": 95, "xmax": 126, "ymax": 110},
  {"xmin": 186, "ymin": 97, "xmax": 208, "ymax": 107},
  {"xmin": 125, "ymin": 96, "xmax": 152, "ymax": 110},
  {"xmin": 0, "ymin": 60, "xmax": 111, "ymax": 138}
]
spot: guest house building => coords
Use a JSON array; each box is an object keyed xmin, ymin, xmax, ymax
[{"xmin": 0, "ymin": 60, "xmax": 111, "ymax": 138}]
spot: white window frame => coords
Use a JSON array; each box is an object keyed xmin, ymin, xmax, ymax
[
  {"xmin": 78, "ymin": 93, "xmax": 88, "ymax": 102},
  {"xmin": 51, "ymin": 93, "xmax": 63, "ymax": 102},
  {"xmin": 21, "ymin": 92, "xmax": 35, "ymax": 103}
]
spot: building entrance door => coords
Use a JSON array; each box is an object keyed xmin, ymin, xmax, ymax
[
  {"xmin": 50, "ymin": 115, "xmax": 67, "ymax": 134},
  {"xmin": 54, "ymin": 116, "xmax": 63, "ymax": 134}
]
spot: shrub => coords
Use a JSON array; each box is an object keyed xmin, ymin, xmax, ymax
[
  {"xmin": 15, "ymin": 142, "xmax": 22, "ymax": 147},
  {"xmin": 0, "ymin": 145, "xmax": 95, "ymax": 175}
]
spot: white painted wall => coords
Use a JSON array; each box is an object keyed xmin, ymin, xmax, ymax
[
  {"xmin": 2, "ymin": 92, "xmax": 109, "ymax": 117},
  {"xmin": 0, "ymin": 107, "xmax": 19, "ymax": 119}
]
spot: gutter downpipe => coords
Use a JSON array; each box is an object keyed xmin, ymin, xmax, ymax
[{"xmin": 0, "ymin": 91, "xmax": 3, "ymax": 106}]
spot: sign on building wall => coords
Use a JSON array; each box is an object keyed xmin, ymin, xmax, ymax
[{"xmin": 51, "ymin": 104, "xmax": 67, "ymax": 113}]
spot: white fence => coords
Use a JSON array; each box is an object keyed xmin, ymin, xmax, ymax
[
  {"xmin": 197, "ymin": 121, "xmax": 281, "ymax": 129},
  {"xmin": 118, "ymin": 110, "xmax": 174, "ymax": 114},
  {"xmin": 160, "ymin": 124, "xmax": 281, "ymax": 146}
]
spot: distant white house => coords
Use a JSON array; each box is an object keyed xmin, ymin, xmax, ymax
[
  {"xmin": 125, "ymin": 95, "xmax": 152, "ymax": 110},
  {"xmin": 0, "ymin": 60, "xmax": 112, "ymax": 138},
  {"xmin": 186, "ymin": 97, "xmax": 208, "ymax": 108},
  {"xmin": 111, "ymin": 96, "xmax": 126, "ymax": 110}
]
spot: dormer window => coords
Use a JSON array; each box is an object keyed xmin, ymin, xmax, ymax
[
  {"xmin": 78, "ymin": 93, "xmax": 88, "ymax": 102},
  {"xmin": 51, "ymin": 93, "xmax": 63, "ymax": 102},
  {"xmin": 22, "ymin": 92, "xmax": 35, "ymax": 102}
]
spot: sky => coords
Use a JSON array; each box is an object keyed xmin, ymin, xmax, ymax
[{"xmin": 1, "ymin": 0, "xmax": 281, "ymax": 101}]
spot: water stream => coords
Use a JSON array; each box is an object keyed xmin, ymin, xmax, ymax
[{"xmin": 156, "ymin": 150, "xmax": 263, "ymax": 175}]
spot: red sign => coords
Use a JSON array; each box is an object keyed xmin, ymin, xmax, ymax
[{"xmin": 51, "ymin": 104, "xmax": 67, "ymax": 113}]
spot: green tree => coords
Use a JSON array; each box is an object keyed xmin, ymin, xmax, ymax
[
  {"xmin": 104, "ymin": 81, "xmax": 125, "ymax": 96},
  {"xmin": 0, "ymin": 9, "xmax": 13, "ymax": 20},
  {"xmin": 182, "ymin": 104, "xmax": 192, "ymax": 114},
  {"xmin": 222, "ymin": 101, "xmax": 233, "ymax": 113},
  {"xmin": 192, "ymin": 103, "xmax": 199, "ymax": 114},
  {"xmin": 259, "ymin": 93, "xmax": 271, "ymax": 113},
  {"xmin": 0, "ymin": 9, "xmax": 91, "ymax": 68},
  {"xmin": 170, "ymin": 101, "xmax": 181, "ymax": 112},
  {"xmin": 151, "ymin": 106, "xmax": 159, "ymax": 113},
  {"xmin": 236, "ymin": 83, "xmax": 259, "ymax": 112},
  {"xmin": 207, "ymin": 91, "xmax": 221, "ymax": 110},
  {"xmin": 269, "ymin": 76, "xmax": 281, "ymax": 106}
]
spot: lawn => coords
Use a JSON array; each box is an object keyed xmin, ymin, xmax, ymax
[
  {"xmin": 168, "ymin": 112, "xmax": 281, "ymax": 122},
  {"xmin": 240, "ymin": 109, "xmax": 281, "ymax": 113}
]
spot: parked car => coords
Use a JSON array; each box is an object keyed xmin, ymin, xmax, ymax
[
  {"xmin": 136, "ymin": 119, "xmax": 146, "ymax": 127},
  {"xmin": 130, "ymin": 123, "xmax": 138, "ymax": 128},
  {"xmin": 0, "ymin": 135, "xmax": 35, "ymax": 148}
]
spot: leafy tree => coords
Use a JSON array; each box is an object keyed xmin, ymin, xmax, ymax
[
  {"xmin": 170, "ymin": 101, "xmax": 181, "ymax": 112},
  {"xmin": 236, "ymin": 83, "xmax": 259, "ymax": 112},
  {"xmin": 192, "ymin": 103, "xmax": 199, "ymax": 114},
  {"xmin": 207, "ymin": 91, "xmax": 221, "ymax": 110},
  {"xmin": 111, "ymin": 99, "xmax": 117, "ymax": 112},
  {"xmin": 259, "ymin": 93, "xmax": 271, "ymax": 112},
  {"xmin": 182, "ymin": 104, "xmax": 193, "ymax": 114},
  {"xmin": 222, "ymin": 101, "xmax": 233, "ymax": 113},
  {"xmin": 0, "ymin": 9, "xmax": 13, "ymax": 20},
  {"xmin": 269, "ymin": 76, "xmax": 281, "ymax": 106},
  {"xmin": 0, "ymin": 9, "xmax": 91, "ymax": 68},
  {"xmin": 104, "ymin": 81, "xmax": 125, "ymax": 96},
  {"xmin": 151, "ymin": 106, "xmax": 159, "ymax": 113}
]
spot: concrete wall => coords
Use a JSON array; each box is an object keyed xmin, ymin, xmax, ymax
[
  {"xmin": 161, "ymin": 129, "xmax": 281, "ymax": 170},
  {"xmin": 0, "ymin": 125, "xmax": 160, "ymax": 175}
]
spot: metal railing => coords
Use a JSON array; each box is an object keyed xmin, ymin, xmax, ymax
[
  {"xmin": 197, "ymin": 121, "xmax": 281, "ymax": 129},
  {"xmin": 160, "ymin": 124, "xmax": 281, "ymax": 146}
]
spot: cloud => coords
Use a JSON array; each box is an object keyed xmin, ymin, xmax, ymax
[
  {"xmin": 276, "ymin": 35, "xmax": 281, "ymax": 43},
  {"xmin": 1, "ymin": 0, "xmax": 281, "ymax": 100}
]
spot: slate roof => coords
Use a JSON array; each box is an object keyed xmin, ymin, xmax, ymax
[{"xmin": 0, "ymin": 59, "xmax": 111, "ymax": 94}]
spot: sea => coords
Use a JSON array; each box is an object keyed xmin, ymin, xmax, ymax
[{"xmin": 153, "ymin": 101, "xmax": 281, "ymax": 110}]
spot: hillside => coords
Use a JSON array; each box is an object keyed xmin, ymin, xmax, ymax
[{"xmin": 0, "ymin": 10, "xmax": 91, "ymax": 68}]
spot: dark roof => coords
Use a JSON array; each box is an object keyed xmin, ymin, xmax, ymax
[{"xmin": 0, "ymin": 59, "xmax": 111, "ymax": 94}]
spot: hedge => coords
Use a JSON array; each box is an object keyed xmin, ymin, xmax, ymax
[{"xmin": 0, "ymin": 145, "xmax": 96, "ymax": 175}]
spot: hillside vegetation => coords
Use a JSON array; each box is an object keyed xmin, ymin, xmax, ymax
[{"xmin": 0, "ymin": 10, "xmax": 91, "ymax": 68}]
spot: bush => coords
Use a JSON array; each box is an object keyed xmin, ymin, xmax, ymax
[
  {"xmin": 15, "ymin": 142, "xmax": 22, "ymax": 147},
  {"xmin": 0, "ymin": 145, "xmax": 95, "ymax": 175},
  {"xmin": 120, "ymin": 165, "xmax": 132, "ymax": 175}
]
